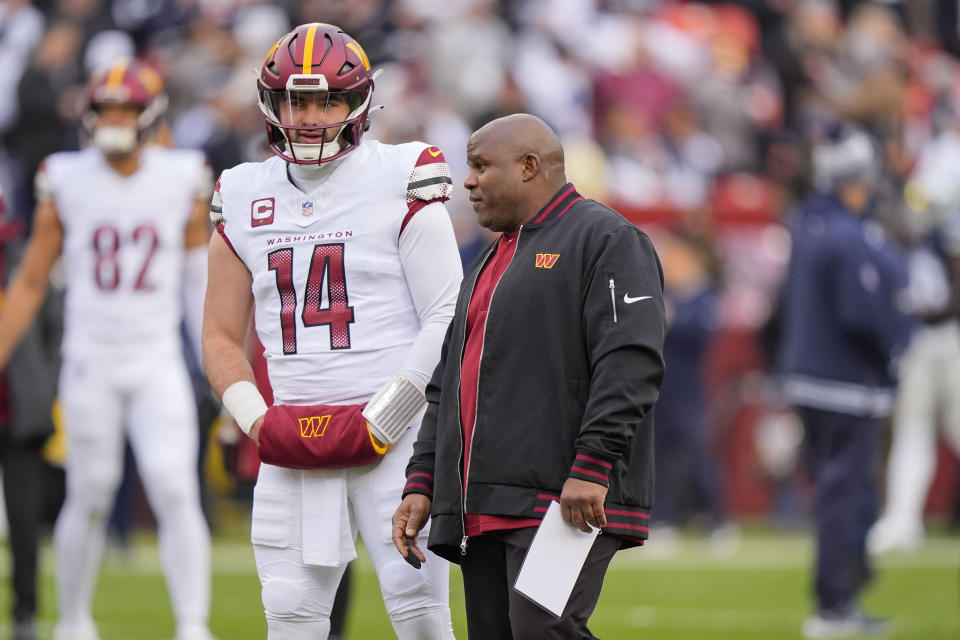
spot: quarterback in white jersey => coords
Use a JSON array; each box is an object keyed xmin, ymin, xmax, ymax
[
  {"xmin": 0, "ymin": 61, "xmax": 216, "ymax": 640},
  {"xmin": 203, "ymin": 23, "xmax": 462, "ymax": 640}
]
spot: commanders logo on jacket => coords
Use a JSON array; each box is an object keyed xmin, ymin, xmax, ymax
[{"xmin": 535, "ymin": 253, "xmax": 559, "ymax": 269}]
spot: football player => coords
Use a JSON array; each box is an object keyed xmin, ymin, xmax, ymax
[
  {"xmin": 0, "ymin": 60, "xmax": 216, "ymax": 640},
  {"xmin": 202, "ymin": 23, "xmax": 462, "ymax": 640}
]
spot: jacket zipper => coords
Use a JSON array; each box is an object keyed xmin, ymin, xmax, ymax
[
  {"xmin": 460, "ymin": 226, "xmax": 523, "ymax": 556},
  {"xmin": 456, "ymin": 259, "xmax": 484, "ymax": 558},
  {"xmin": 608, "ymin": 275, "xmax": 618, "ymax": 323}
]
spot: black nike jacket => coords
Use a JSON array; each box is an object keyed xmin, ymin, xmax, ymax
[{"xmin": 403, "ymin": 184, "xmax": 667, "ymax": 564}]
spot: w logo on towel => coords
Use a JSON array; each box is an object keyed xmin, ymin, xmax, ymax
[{"xmin": 299, "ymin": 415, "xmax": 331, "ymax": 438}]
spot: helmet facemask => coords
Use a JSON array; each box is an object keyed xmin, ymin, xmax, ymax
[
  {"xmin": 91, "ymin": 121, "xmax": 139, "ymax": 156},
  {"xmin": 259, "ymin": 80, "xmax": 371, "ymax": 164}
]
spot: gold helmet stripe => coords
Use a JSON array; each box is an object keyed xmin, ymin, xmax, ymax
[
  {"xmin": 262, "ymin": 40, "xmax": 280, "ymax": 69},
  {"xmin": 107, "ymin": 61, "xmax": 129, "ymax": 88},
  {"xmin": 345, "ymin": 41, "xmax": 370, "ymax": 71},
  {"xmin": 138, "ymin": 66, "xmax": 163, "ymax": 96},
  {"xmin": 302, "ymin": 24, "xmax": 319, "ymax": 74}
]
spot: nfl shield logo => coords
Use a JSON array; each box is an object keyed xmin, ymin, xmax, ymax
[{"xmin": 302, "ymin": 201, "xmax": 314, "ymax": 216}]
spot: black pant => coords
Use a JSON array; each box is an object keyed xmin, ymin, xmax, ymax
[
  {"xmin": 460, "ymin": 527, "xmax": 620, "ymax": 640},
  {"xmin": 799, "ymin": 407, "xmax": 881, "ymax": 613},
  {"xmin": 0, "ymin": 436, "xmax": 46, "ymax": 624}
]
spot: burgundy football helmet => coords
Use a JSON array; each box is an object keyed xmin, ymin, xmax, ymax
[
  {"xmin": 257, "ymin": 23, "xmax": 376, "ymax": 164},
  {"xmin": 85, "ymin": 59, "xmax": 168, "ymax": 135}
]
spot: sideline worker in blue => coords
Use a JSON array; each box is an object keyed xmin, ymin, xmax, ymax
[{"xmin": 777, "ymin": 124, "xmax": 912, "ymax": 639}]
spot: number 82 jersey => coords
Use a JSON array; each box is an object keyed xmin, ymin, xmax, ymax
[{"xmin": 213, "ymin": 140, "xmax": 454, "ymax": 406}]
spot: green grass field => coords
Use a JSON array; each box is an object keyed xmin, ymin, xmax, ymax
[{"xmin": 1, "ymin": 525, "xmax": 957, "ymax": 639}]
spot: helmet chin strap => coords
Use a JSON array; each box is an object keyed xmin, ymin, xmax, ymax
[{"xmin": 290, "ymin": 123, "xmax": 346, "ymax": 162}]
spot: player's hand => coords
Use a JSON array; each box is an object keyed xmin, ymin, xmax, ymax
[
  {"xmin": 560, "ymin": 477, "xmax": 607, "ymax": 533},
  {"xmin": 392, "ymin": 494, "xmax": 431, "ymax": 564},
  {"xmin": 248, "ymin": 416, "xmax": 264, "ymax": 445}
]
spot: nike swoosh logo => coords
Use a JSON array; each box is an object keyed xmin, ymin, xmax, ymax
[
  {"xmin": 623, "ymin": 294, "xmax": 652, "ymax": 304},
  {"xmin": 428, "ymin": 148, "xmax": 442, "ymax": 157}
]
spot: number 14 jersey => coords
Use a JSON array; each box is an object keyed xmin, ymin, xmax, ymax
[{"xmin": 213, "ymin": 140, "xmax": 454, "ymax": 406}]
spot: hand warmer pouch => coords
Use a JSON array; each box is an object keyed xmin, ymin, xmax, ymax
[{"xmin": 258, "ymin": 403, "xmax": 388, "ymax": 470}]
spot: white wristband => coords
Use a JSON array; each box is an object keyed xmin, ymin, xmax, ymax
[{"xmin": 222, "ymin": 381, "xmax": 268, "ymax": 436}]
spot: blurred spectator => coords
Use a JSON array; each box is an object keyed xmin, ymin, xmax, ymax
[
  {"xmin": 419, "ymin": 0, "xmax": 514, "ymax": 128},
  {"xmin": 605, "ymin": 96, "xmax": 723, "ymax": 213},
  {"xmin": 164, "ymin": 10, "xmax": 286, "ymax": 176},
  {"xmin": 593, "ymin": 36, "xmax": 681, "ymax": 153},
  {"xmin": 816, "ymin": 3, "xmax": 910, "ymax": 178},
  {"xmin": 764, "ymin": 0, "xmax": 842, "ymax": 131},
  {"xmin": 690, "ymin": 3, "xmax": 783, "ymax": 172},
  {"xmin": 0, "ymin": 0, "xmax": 45, "ymax": 135},
  {"xmin": 776, "ymin": 124, "xmax": 911, "ymax": 638},
  {"xmin": 511, "ymin": 8, "xmax": 595, "ymax": 137},
  {"xmin": 55, "ymin": 0, "xmax": 114, "ymax": 36},
  {"xmin": 292, "ymin": 0, "xmax": 394, "ymax": 65},
  {"xmin": 7, "ymin": 20, "xmax": 84, "ymax": 221}
]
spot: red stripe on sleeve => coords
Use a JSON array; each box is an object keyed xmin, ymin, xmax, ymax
[
  {"xmin": 570, "ymin": 466, "xmax": 609, "ymax": 480},
  {"xmin": 604, "ymin": 509, "xmax": 650, "ymax": 519},
  {"xmin": 215, "ymin": 223, "xmax": 242, "ymax": 260},
  {"xmin": 400, "ymin": 199, "xmax": 429, "ymax": 237},
  {"xmin": 575, "ymin": 454, "xmax": 613, "ymax": 469}
]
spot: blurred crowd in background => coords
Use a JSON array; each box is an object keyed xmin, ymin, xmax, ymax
[{"xmin": 1, "ymin": 0, "xmax": 960, "ymax": 552}]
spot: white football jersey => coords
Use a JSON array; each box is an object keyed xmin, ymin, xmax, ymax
[
  {"xmin": 41, "ymin": 145, "xmax": 209, "ymax": 360},
  {"xmin": 214, "ymin": 140, "xmax": 453, "ymax": 405}
]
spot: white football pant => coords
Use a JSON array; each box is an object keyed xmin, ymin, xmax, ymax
[
  {"xmin": 253, "ymin": 430, "xmax": 454, "ymax": 639},
  {"xmin": 54, "ymin": 353, "xmax": 211, "ymax": 635},
  {"xmin": 870, "ymin": 321, "xmax": 960, "ymax": 552}
]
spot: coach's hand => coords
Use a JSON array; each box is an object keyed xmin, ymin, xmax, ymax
[
  {"xmin": 248, "ymin": 416, "xmax": 264, "ymax": 445},
  {"xmin": 561, "ymin": 477, "xmax": 607, "ymax": 533},
  {"xmin": 393, "ymin": 494, "xmax": 431, "ymax": 564}
]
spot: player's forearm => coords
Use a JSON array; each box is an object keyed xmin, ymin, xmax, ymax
[
  {"xmin": 203, "ymin": 331, "xmax": 268, "ymax": 438},
  {"xmin": 202, "ymin": 232, "xmax": 255, "ymax": 396},
  {"xmin": 0, "ymin": 270, "xmax": 50, "ymax": 367},
  {"xmin": 202, "ymin": 331, "xmax": 257, "ymax": 398}
]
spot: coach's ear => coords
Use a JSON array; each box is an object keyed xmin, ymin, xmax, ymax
[{"xmin": 520, "ymin": 152, "xmax": 541, "ymax": 182}]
